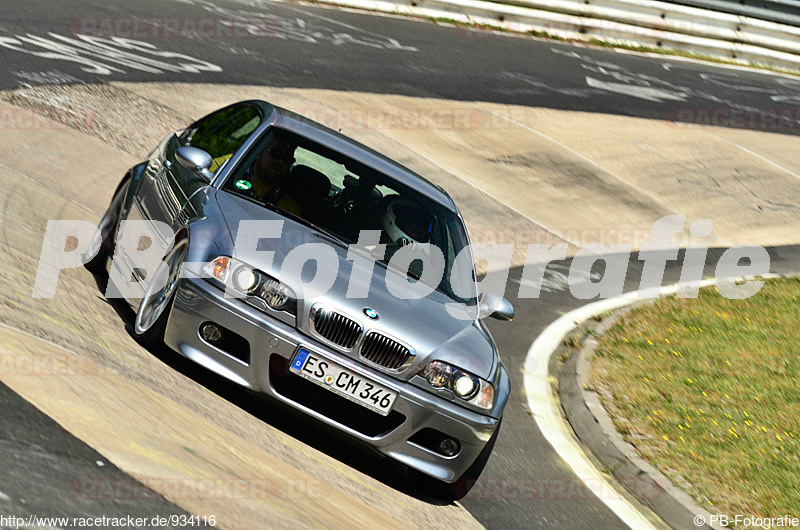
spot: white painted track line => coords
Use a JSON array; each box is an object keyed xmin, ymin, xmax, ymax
[{"xmin": 696, "ymin": 129, "xmax": 800, "ymax": 182}]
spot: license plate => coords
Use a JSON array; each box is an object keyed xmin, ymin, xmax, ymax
[{"xmin": 290, "ymin": 348, "xmax": 397, "ymax": 416}]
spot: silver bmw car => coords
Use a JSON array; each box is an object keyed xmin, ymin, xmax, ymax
[{"xmin": 85, "ymin": 100, "xmax": 514, "ymax": 499}]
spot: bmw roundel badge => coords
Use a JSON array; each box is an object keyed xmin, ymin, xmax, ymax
[{"xmin": 364, "ymin": 308, "xmax": 379, "ymax": 320}]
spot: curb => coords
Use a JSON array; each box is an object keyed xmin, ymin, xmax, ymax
[{"xmin": 556, "ymin": 305, "xmax": 724, "ymax": 530}]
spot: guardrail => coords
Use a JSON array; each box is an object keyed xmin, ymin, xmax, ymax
[
  {"xmin": 667, "ymin": 0, "xmax": 800, "ymax": 26},
  {"xmin": 491, "ymin": 0, "xmax": 800, "ymax": 54},
  {"xmin": 319, "ymin": 0, "xmax": 800, "ymax": 72}
]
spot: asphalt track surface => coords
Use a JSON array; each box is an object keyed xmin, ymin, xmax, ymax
[
  {"xmin": 2, "ymin": 0, "xmax": 800, "ymax": 127},
  {"xmin": 2, "ymin": 0, "xmax": 800, "ymax": 528}
]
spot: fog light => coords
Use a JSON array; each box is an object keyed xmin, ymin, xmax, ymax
[
  {"xmin": 439, "ymin": 438, "xmax": 460, "ymax": 457},
  {"xmin": 200, "ymin": 323, "xmax": 224, "ymax": 344}
]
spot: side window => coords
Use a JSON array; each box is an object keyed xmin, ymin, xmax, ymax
[{"xmin": 181, "ymin": 103, "xmax": 263, "ymax": 172}]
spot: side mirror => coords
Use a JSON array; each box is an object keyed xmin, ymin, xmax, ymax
[
  {"xmin": 479, "ymin": 292, "xmax": 515, "ymax": 321},
  {"xmin": 175, "ymin": 146, "xmax": 214, "ymax": 181}
]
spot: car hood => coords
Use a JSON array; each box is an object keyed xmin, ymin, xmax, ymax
[{"xmin": 214, "ymin": 191, "xmax": 495, "ymax": 380}]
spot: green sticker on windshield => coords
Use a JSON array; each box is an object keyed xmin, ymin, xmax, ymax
[{"xmin": 235, "ymin": 179, "xmax": 252, "ymax": 190}]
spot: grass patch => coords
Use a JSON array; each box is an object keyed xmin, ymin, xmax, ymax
[
  {"xmin": 425, "ymin": 16, "xmax": 510, "ymax": 34},
  {"xmin": 591, "ymin": 277, "xmax": 800, "ymax": 515},
  {"xmin": 528, "ymin": 29, "xmax": 564, "ymax": 41}
]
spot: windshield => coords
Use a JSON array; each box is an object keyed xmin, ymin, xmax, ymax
[{"xmin": 220, "ymin": 126, "xmax": 475, "ymax": 302}]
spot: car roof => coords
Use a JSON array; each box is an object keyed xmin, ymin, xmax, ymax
[{"xmin": 257, "ymin": 102, "xmax": 457, "ymax": 210}]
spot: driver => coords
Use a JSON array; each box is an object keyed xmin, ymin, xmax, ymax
[
  {"xmin": 382, "ymin": 197, "xmax": 436, "ymax": 266},
  {"xmin": 232, "ymin": 135, "xmax": 302, "ymax": 216}
]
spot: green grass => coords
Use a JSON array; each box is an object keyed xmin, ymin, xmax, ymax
[
  {"xmin": 425, "ymin": 16, "xmax": 510, "ymax": 34},
  {"xmin": 591, "ymin": 278, "xmax": 800, "ymax": 516}
]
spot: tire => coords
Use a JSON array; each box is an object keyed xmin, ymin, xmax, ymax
[
  {"xmin": 84, "ymin": 182, "xmax": 128, "ymax": 274},
  {"xmin": 411, "ymin": 419, "xmax": 502, "ymax": 502},
  {"xmin": 132, "ymin": 239, "xmax": 188, "ymax": 349}
]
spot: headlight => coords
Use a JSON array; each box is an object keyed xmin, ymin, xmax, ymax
[
  {"xmin": 424, "ymin": 361, "xmax": 453, "ymax": 387},
  {"xmin": 453, "ymin": 373, "xmax": 480, "ymax": 400},
  {"xmin": 255, "ymin": 278, "xmax": 295, "ymax": 312},
  {"xmin": 232, "ymin": 266, "xmax": 259, "ymax": 293},
  {"xmin": 204, "ymin": 256, "xmax": 297, "ymax": 315},
  {"xmin": 419, "ymin": 360, "xmax": 494, "ymax": 410}
]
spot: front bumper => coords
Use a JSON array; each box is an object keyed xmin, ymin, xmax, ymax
[{"xmin": 164, "ymin": 277, "xmax": 499, "ymax": 482}]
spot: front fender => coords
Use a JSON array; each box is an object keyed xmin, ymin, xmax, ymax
[
  {"xmin": 490, "ymin": 362, "xmax": 511, "ymax": 420},
  {"xmin": 121, "ymin": 160, "xmax": 149, "ymax": 212}
]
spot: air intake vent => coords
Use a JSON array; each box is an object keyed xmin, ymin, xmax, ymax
[
  {"xmin": 309, "ymin": 306, "xmax": 362, "ymax": 349},
  {"xmin": 360, "ymin": 333, "xmax": 412, "ymax": 370}
]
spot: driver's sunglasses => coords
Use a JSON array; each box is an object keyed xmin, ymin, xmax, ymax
[{"xmin": 267, "ymin": 146, "xmax": 295, "ymax": 164}]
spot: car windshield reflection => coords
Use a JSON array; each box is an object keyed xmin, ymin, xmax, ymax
[{"xmin": 220, "ymin": 127, "xmax": 474, "ymax": 303}]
